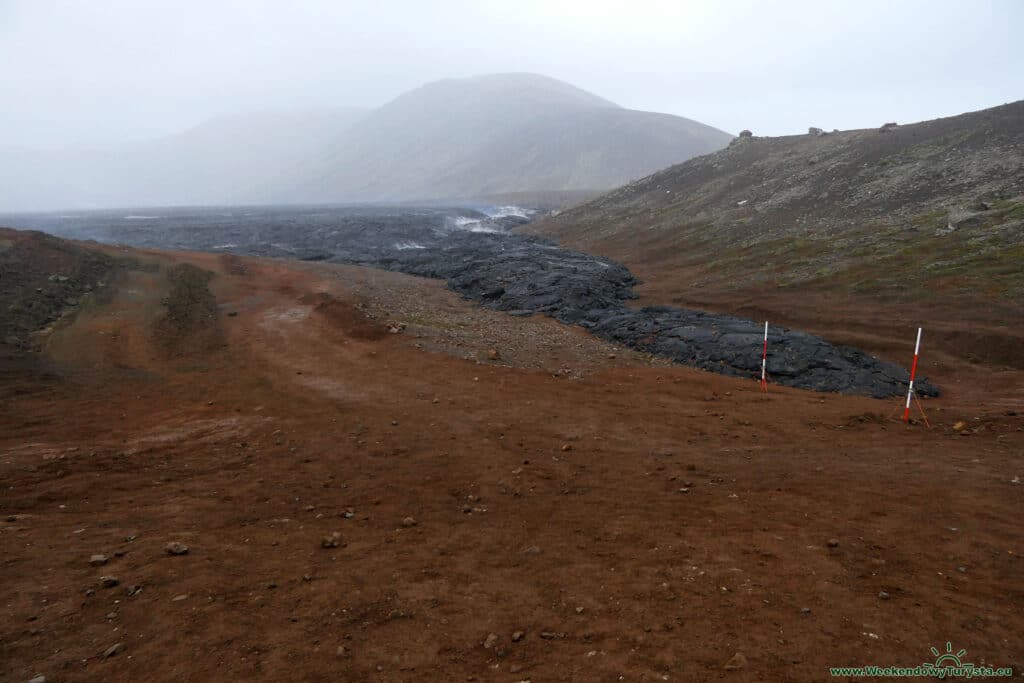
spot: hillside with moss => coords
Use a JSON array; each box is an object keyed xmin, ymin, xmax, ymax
[{"xmin": 534, "ymin": 100, "xmax": 1024, "ymax": 304}]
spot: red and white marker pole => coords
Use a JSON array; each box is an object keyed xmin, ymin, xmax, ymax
[
  {"xmin": 902, "ymin": 327, "xmax": 922, "ymax": 422},
  {"xmin": 760, "ymin": 320, "xmax": 768, "ymax": 392}
]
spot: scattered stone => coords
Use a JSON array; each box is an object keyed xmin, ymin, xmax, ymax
[
  {"xmin": 165, "ymin": 542, "xmax": 189, "ymax": 556},
  {"xmin": 560, "ymin": 443, "xmax": 573, "ymax": 452},
  {"xmin": 89, "ymin": 554, "xmax": 109, "ymax": 566},
  {"xmin": 827, "ymin": 539, "xmax": 840, "ymax": 548},
  {"xmin": 512, "ymin": 630, "xmax": 525, "ymax": 642},
  {"xmin": 953, "ymin": 421, "xmax": 968, "ymax": 431},
  {"xmin": 523, "ymin": 545, "xmax": 541, "ymax": 555},
  {"xmin": 878, "ymin": 591, "xmax": 891, "ymax": 600},
  {"xmin": 103, "ymin": 642, "xmax": 123, "ymax": 658},
  {"xmin": 172, "ymin": 594, "xmax": 188, "ymax": 602},
  {"xmin": 738, "ymin": 129, "xmax": 753, "ymax": 138},
  {"xmin": 401, "ymin": 516, "xmax": 417, "ymax": 527},
  {"xmin": 29, "ymin": 675, "xmax": 46, "ymax": 683},
  {"xmin": 302, "ymin": 574, "xmax": 313, "ymax": 582},
  {"xmin": 5, "ymin": 515, "xmax": 17, "ymax": 522},
  {"xmin": 487, "ymin": 349, "xmax": 501, "ymax": 361},
  {"xmin": 126, "ymin": 585, "xmax": 142, "ymax": 597},
  {"xmin": 336, "ymin": 645, "xmax": 349, "ymax": 658},
  {"xmin": 483, "ymin": 633, "xmax": 499, "ymax": 649},
  {"xmin": 956, "ymin": 565, "xmax": 967, "ymax": 573},
  {"xmin": 321, "ymin": 532, "xmax": 343, "ymax": 548},
  {"xmin": 723, "ymin": 652, "xmax": 747, "ymax": 670},
  {"xmin": 800, "ymin": 607, "xmax": 812, "ymax": 614},
  {"xmin": 84, "ymin": 588, "xmax": 95, "ymax": 597},
  {"xmin": 99, "ymin": 576, "xmax": 119, "ymax": 588}
]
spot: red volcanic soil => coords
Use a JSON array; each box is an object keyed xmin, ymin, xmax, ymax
[{"xmin": 1, "ymin": 230, "xmax": 1022, "ymax": 682}]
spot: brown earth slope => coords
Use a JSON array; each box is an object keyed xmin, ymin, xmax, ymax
[{"xmin": 1, "ymin": 229, "xmax": 1022, "ymax": 682}]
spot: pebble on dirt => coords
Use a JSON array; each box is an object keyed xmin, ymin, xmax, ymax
[
  {"xmin": 401, "ymin": 516, "xmax": 418, "ymax": 527},
  {"xmin": 99, "ymin": 576, "xmax": 119, "ymax": 588},
  {"xmin": 165, "ymin": 542, "xmax": 189, "ymax": 555},
  {"xmin": 723, "ymin": 652, "xmax": 748, "ymax": 670},
  {"xmin": 103, "ymin": 642, "xmax": 123, "ymax": 658},
  {"xmin": 89, "ymin": 554, "xmax": 108, "ymax": 566},
  {"xmin": 321, "ymin": 532, "xmax": 343, "ymax": 548}
]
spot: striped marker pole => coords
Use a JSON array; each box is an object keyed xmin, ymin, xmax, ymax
[
  {"xmin": 760, "ymin": 321, "xmax": 768, "ymax": 392},
  {"xmin": 902, "ymin": 327, "xmax": 922, "ymax": 423}
]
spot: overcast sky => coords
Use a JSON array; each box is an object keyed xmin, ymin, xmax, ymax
[{"xmin": 1, "ymin": 0, "xmax": 1021, "ymax": 148}]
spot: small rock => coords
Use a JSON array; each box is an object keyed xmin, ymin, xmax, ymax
[
  {"xmin": 85, "ymin": 588, "xmax": 95, "ymax": 597},
  {"xmin": 800, "ymin": 607, "xmax": 812, "ymax": 614},
  {"xmin": 560, "ymin": 443, "xmax": 573, "ymax": 452},
  {"xmin": 99, "ymin": 576, "xmax": 119, "ymax": 588},
  {"xmin": 509, "ymin": 663, "xmax": 523, "ymax": 673},
  {"xmin": 29, "ymin": 676, "xmax": 46, "ymax": 683},
  {"xmin": 401, "ymin": 516, "xmax": 417, "ymax": 527},
  {"xmin": 336, "ymin": 645, "xmax": 349, "ymax": 658},
  {"xmin": 523, "ymin": 545, "xmax": 541, "ymax": 555},
  {"xmin": 165, "ymin": 542, "xmax": 189, "ymax": 556},
  {"xmin": 878, "ymin": 591, "xmax": 890, "ymax": 600},
  {"xmin": 103, "ymin": 642, "xmax": 123, "ymax": 658},
  {"xmin": 512, "ymin": 630, "xmax": 524, "ymax": 642},
  {"xmin": 487, "ymin": 349, "xmax": 501, "ymax": 361},
  {"xmin": 172, "ymin": 594, "xmax": 188, "ymax": 602},
  {"xmin": 89, "ymin": 554, "xmax": 109, "ymax": 566},
  {"xmin": 5, "ymin": 514, "xmax": 17, "ymax": 522},
  {"xmin": 321, "ymin": 532, "xmax": 343, "ymax": 548},
  {"xmin": 827, "ymin": 539, "xmax": 840, "ymax": 548},
  {"xmin": 953, "ymin": 421, "xmax": 968, "ymax": 431},
  {"xmin": 302, "ymin": 574, "xmax": 313, "ymax": 582},
  {"xmin": 540, "ymin": 631, "xmax": 558, "ymax": 640},
  {"xmin": 483, "ymin": 633, "xmax": 499, "ymax": 649},
  {"xmin": 956, "ymin": 565, "xmax": 967, "ymax": 573},
  {"xmin": 126, "ymin": 585, "xmax": 142, "ymax": 597},
  {"xmin": 723, "ymin": 652, "xmax": 747, "ymax": 670}
]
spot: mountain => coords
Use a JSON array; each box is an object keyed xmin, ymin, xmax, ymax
[
  {"xmin": 287, "ymin": 73, "xmax": 733, "ymax": 204},
  {"xmin": 0, "ymin": 73, "xmax": 732, "ymax": 210},
  {"xmin": 0, "ymin": 109, "xmax": 368, "ymax": 211}
]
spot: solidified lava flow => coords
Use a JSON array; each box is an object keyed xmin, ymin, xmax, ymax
[{"xmin": 8, "ymin": 205, "xmax": 935, "ymax": 397}]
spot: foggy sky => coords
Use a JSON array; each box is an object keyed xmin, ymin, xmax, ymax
[{"xmin": 2, "ymin": 0, "xmax": 1022, "ymax": 149}]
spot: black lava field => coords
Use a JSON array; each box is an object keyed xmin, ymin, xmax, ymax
[{"xmin": 2, "ymin": 205, "xmax": 935, "ymax": 397}]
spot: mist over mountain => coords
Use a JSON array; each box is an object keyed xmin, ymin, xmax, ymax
[
  {"xmin": 0, "ymin": 73, "xmax": 732, "ymax": 211},
  {"xmin": 0, "ymin": 109, "xmax": 368, "ymax": 211},
  {"xmin": 287, "ymin": 73, "xmax": 732, "ymax": 204}
]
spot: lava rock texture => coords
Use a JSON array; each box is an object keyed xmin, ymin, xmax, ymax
[{"xmin": 5, "ymin": 206, "xmax": 936, "ymax": 397}]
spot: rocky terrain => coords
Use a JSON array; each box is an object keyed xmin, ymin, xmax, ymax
[
  {"xmin": 1, "ymin": 228, "xmax": 1021, "ymax": 683},
  {"xmin": 4, "ymin": 207, "xmax": 933, "ymax": 396}
]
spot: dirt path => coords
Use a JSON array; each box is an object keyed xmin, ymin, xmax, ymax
[{"xmin": 2, "ymin": 242, "xmax": 1022, "ymax": 682}]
